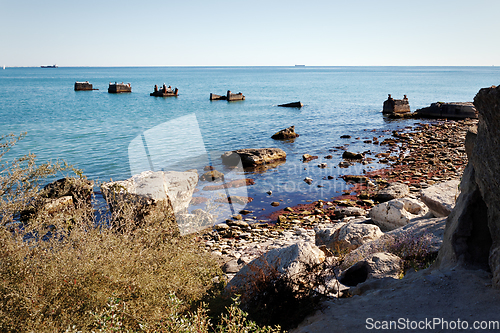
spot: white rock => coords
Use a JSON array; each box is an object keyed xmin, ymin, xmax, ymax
[
  {"xmin": 369, "ymin": 197, "xmax": 429, "ymax": 231},
  {"xmin": 101, "ymin": 170, "xmax": 198, "ymax": 215},
  {"xmin": 315, "ymin": 223, "xmax": 383, "ymax": 251},
  {"xmin": 226, "ymin": 242, "xmax": 325, "ymax": 293},
  {"xmin": 420, "ymin": 179, "xmax": 460, "ymax": 217},
  {"xmin": 339, "ymin": 252, "xmax": 402, "ymax": 287}
]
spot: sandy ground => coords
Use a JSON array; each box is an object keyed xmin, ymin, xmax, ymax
[{"xmin": 291, "ymin": 267, "xmax": 500, "ymax": 333}]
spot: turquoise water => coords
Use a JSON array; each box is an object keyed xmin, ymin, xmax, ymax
[{"xmin": 1, "ymin": 66, "xmax": 499, "ymax": 218}]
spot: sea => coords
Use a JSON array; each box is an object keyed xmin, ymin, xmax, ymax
[{"xmin": 1, "ymin": 66, "xmax": 499, "ymax": 222}]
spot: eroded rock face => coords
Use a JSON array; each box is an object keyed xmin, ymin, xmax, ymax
[
  {"xmin": 437, "ymin": 85, "xmax": 500, "ymax": 287},
  {"xmin": 369, "ymin": 198, "xmax": 429, "ymax": 231},
  {"xmin": 339, "ymin": 252, "xmax": 402, "ymax": 287}
]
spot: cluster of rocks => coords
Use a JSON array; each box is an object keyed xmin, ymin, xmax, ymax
[
  {"xmin": 330, "ymin": 119, "xmax": 477, "ymax": 209},
  {"xmin": 201, "ymin": 176, "xmax": 459, "ymax": 294},
  {"xmin": 200, "ymin": 119, "xmax": 481, "ymax": 296}
]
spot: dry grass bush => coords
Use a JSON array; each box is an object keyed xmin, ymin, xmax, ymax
[
  {"xmin": 0, "ymin": 133, "xmax": 221, "ymax": 332},
  {"xmin": 0, "ymin": 132, "xmax": 285, "ymax": 332},
  {"xmin": 1, "ymin": 192, "xmax": 223, "ymax": 331},
  {"xmin": 230, "ymin": 258, "xmax": 337, "ymax": 331}
]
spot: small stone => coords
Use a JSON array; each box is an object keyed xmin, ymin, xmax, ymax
[
  {"xmin": 303, "ymin": 154, "xmax": 319, "ymax": 162},
  {"xmin": 271, "ymin": 202, "xmax": 280, "ymax": 207},
  {"xmin": 338, "ymin": 161, "xmax": 351, "ymax": 168},
  {"xmin": 200, "ymin": 170, "xmax": 225, "ymax": 182},
  {"xmin": 277, "ymin": 215, "xmax": 287, "ymax": 223},
  {"xmin": 214, "ymin": 223, "xmax": 230, "ymax": 231},
  {"xmin": 343, "ymin": 151, "xmax": 364, "ymax": 160}
]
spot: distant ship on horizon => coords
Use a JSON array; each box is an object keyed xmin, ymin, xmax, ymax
[
  {"xmin": 295, "ymin": 64, "xmax": 305, "ymax": 67},
  {"xmin": 41, "ymin": 64, "xmax": 58, "ymax": 68}
]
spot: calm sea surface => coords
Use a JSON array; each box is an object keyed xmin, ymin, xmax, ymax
[{"xmin": 1, "ymin": 66, "xmax": 499, "ymax": 219}]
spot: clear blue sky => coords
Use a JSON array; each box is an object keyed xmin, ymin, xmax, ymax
[{"xmin": 1, "ymin": 0, "xmax": 499, "ymax": 67}]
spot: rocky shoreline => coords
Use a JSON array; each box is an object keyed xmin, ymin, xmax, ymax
[{"xmin": 200, "ymin": 118, "xmax": 478, "ymax": 283}]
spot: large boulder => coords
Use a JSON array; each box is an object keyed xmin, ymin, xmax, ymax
[
  {"xmin": 221, "ymin": 148, "xmax": 287, "ymax": 168},
  {"xmin": 339, "ymin": 252, "xmax": 402, "ymax": 287},
  {"xmin": 369, "ymin": 198, "xmax": 429, "ymax": 231},
  {"xmin": 420, "ymin": 179, "xmax": 460, "ymax": 217},
  {"xmin": 226, "ymin": 242, "xmax": 325, "ymax": 293},
  {"xmin": 101, "ymin": 170, "xmax": 198, "ymax": 228},
  {"xmin": 20, "ymin": 177, "xmax": 94, "ymax": 224},
  {"xmin": 315, "ymin": 223, "xmax": 383, "ymax": 251}
]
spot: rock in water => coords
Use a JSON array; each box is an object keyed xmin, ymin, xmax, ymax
[
  {"xmin": 277, "ymin": 101, "xmax": 303, "ymax": 108},
  {"xmin": 221, "ymin": 148, "xmax": 286, "ymax": 168},
  {"xmin": 200, "ymin": 170, "xmax": 225, "ymax": 182},
  {"xmin": 302, "ymin": 154, "xmax": 319, "ymax": 162},
  {"xmin": 342, "ymin": 151, "xmax": 364, "ymax": 160},
  {"xmin": 271, "ymin": 125, "xmax": 300, "ymax": 140}
]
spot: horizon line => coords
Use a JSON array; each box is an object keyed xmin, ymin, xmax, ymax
[{"xmin": 2, "ymin": 65, "xmax": 497, "ymax": 68}]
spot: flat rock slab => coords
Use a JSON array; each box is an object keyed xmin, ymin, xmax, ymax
[
  {"xmin": 420, "ymin": 179, "xmax": 460, "ymax": 217},
  {"xmin": 221, "ymin": 148, "xmax": 286, "ymax": 168},
  {"xmin": 292, "ymin": 268, "xmax": 500, "ymax": 333}
]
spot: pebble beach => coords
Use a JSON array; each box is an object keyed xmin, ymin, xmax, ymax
[{"xmin": 200, "ymin": 118, "xmax": 478, "ymax": 280}]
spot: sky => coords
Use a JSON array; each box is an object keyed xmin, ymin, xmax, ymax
[{"xmin": 1, "ymin": 0, "xmax": 499, "ymax": 67}]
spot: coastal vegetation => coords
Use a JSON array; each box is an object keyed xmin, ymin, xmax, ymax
[{"xmin": 0, "ymin": 133, "xmax": 282, "ymax": 332}]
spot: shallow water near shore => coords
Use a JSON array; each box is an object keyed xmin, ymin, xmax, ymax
[{"xmin": 1, "ymin": 66, "xmax": 499, "ymax": 221}]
